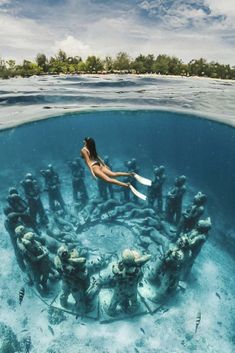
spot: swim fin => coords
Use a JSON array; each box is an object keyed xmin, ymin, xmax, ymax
[
  {"xmin": 129, "ymin": 184, "xmax": 147, "ymax": 201},
  {"xmin": 134, "ymin": 173, "xmax": 152, "ymax": 186}
]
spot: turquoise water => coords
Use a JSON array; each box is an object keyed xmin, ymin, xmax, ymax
[
  {"xmin": 0, "ymin": 84, "xmax": 235, "ymax": 352},
  {"xmin": 1, "ymin": 110, "xmax": 235, "ymax": 222}
]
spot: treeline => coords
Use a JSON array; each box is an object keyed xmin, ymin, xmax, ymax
[{"xmin": 0, "ymin": 50, "xmax": 234, "ymax": 79}]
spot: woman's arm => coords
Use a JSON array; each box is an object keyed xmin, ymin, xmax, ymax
[{"xmin": 81, "ymin": 148, "xmax": 97, "ymax": 179}]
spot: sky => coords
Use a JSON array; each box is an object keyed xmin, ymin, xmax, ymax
[{"xmin": 0, "ymin": 0, "xmax": 235, "ymax": 64}]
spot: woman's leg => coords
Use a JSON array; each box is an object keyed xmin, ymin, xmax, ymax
[
  {"xmin": 93, "ymin": 167, "xmax": 129, "ymax": 188},
  {"xmin": 101, "ymin": 166, "xmax": 132, "ymax": 178}
]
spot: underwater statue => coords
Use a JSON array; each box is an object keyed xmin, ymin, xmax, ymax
[
  {"xmin": 124, "ymin": 207, "xmax": 155, "ymax": 220},
  {"xmin": 149, "ymin": 247, "xmax": 185, "ymax": 301},
  {"xmin": 4, "ymin": 208, "xmax": 22, "ymax": 250},
  {"xmin": 40, "ymin": 164, "xmax": 66, "ymax": 212},
  {"xmin": 6, "ymin": 187, "xmax": 28, "ymax": 214},
  {"xmin": 68, "ymin": 158, "xmax": 88, "ymax": 204},
  {"xmin": 55, "ymin": 246, "xmax": 109, "ymax": 313},
  {"xmin": 107, "ymin": 249, "xmax": 151, "ymax": 316},
  {"xmin": 80, "ymin": 137, "xmax": 151, "ymax": 201},
  {"xmin": 90, "ymin": 198, "xmax": 121, "ymax": 222},
  {"xmin": 148, "ymin": 165, "xmax": 166, "ymax": 213},
  {"xmin": 133, "ymin": 214, "xmax": 171, "ymax": 238},
  {"xmin": 77, "ymin": 197, "xmax": 103, "ymax": 225},
  {"xmin": 100, "ymin": 202, "xmax": 136, "ymax": 222},
  {"xmin": 122, "ymin": 158, "xmax": 140, "ymax": 202},
  {"xmin": 53, "ymin": 209, "xmax": 76, "ymax": 233},
  {"xmin": 175, "ymin": 235, "xmax": 192, "ymax": 278},
  {"xmin": 177, "ymin": 191, "xmax": 207, "ymax": 237},
  {"xmin": 17, "ymin": 231, "xmax": 54, "ymax": 293},
  {"xmin": 5, "ymin": 188, "xmax": 36, "ymax": 230},
  {"xmin": 134, "ymin": 224, "xmax": 170, "ymax": 251},
  {"xmin": 3, "ymin": 221, "xmax": 26, "ymax": 271},
  {"xmin": 21, "ymin": 173, "xmax": 48, "ymax": 227},
  {"xmin": 97, "ymin": 155, "xmax": 114, "ymax": 200},
  {"xmin": 181, "ymin": 217, "xmax": 212, "ymax": 279},
  {"xmin": 165, "ymin": 175, "xmax": 187, "ymax": 224},
  {"xmin": 6, "ymin": 188, "xmax": 33, "ymax": 223}
]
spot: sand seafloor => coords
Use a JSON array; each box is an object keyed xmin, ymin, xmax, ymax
[
  {"xmin": 0, "ymin": 76, "xmax": 235, "ymax": 353},
  {"xmin": 0, "ymin": 168, "xmax": 235, "ymax": 353}
]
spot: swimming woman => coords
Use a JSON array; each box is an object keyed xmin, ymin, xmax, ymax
[{"xmin": 80, "ymin": 137, "xmax": 151, "ymax": 200}]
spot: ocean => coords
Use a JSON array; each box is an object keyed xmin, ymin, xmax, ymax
[{"xmin": 0, "ymin": 75, "xmax": 234, "ymax": 353}]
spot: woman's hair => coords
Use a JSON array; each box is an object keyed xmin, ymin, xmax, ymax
[{"xmin": 84, "ymin": 137, "xmax": 98, "ymax": 159}]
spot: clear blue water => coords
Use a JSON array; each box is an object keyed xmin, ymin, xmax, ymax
[
  {"xmin": 0, "ymin": 79, "xmax": 235, "ymax": 353},
  {"xmin": 1, "ymin": 110, "xmax": 235, "ymax": 222}
]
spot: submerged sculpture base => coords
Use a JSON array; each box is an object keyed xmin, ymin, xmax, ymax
[
  {"xmin": 50, "ymin": 294, "xmax": 99, "ymax": 320},
  {"xmin": 99, "ymin": 288, "xmax": 149, "ymax": 323}
]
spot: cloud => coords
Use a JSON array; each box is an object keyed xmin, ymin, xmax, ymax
[
  {"xmin": 0, "ymin": 12, "xmax": 53, "ymax": 59},
  {"xmin": 205, "ymin": 0, "xmax": 235, "ymax": 16},
  {"xmin": 137, "ymin": 0, "xmax": 226, "ymax": 30},
  {"xmin": 0, "ymin": 0, "xmax": 234, "ymax": 64},
  {"xmin": 204, "ymin": 0, "xmax": 235, "ymax": 33},
  {"xmin": 53, "ymin": 36, "xmax": 92, "ymax": 57},
  {"xmin": 0, "ymin": 0, "xmax": 13, "ymax": 13},
  {"xmin": 0, "ymin": 0, "xmax": 11, "ymax": 4}
]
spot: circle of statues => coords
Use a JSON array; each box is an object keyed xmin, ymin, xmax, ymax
[{"xmin": 3, "ymin": 156, "xmax": 211, "ymax": 319}]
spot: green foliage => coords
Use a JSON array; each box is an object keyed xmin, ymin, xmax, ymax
[
  {"xmin": 6, "ymin": 59, "xmax": 16, "ymax": 70},
  {"xmin": 77, "ymin": 61, "xmax": 87, "ymax": 72},
  {"xmin": 103, "ymin": 56, "xmax": 113, "ymax": 72},
  {"xmin": 0, "ymin": 51, "xmax": 234, "ymax": 79},
  {"xmin": 56, "ymin": 49, "xmax": 67, "ymax": 62},
  {"xmin": 132, "ymin": 54, "xmax": 154, "ymax": 73},
  {"xmin": 85, "ymin": 56, "xmax": 104, "ymax": 73},
  {"xmin": 113, "ymin": 52, "xmax": 131, "ymax": 71},
  {"xmin": 67, "ymin": 56, "xmax": 82, "ymax": 65},
  {"xmin": 36, "ymin": 53, "xmax": 48, "ymax": 71},
  {"xmin": 21, "ymin": 60, "xmax": 43, "ymax": 76},
  {"xmin": 153, "ymin": 55, "xmax": 170, "ymax": 74}
]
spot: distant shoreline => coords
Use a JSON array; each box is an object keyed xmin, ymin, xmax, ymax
[
  {"xmin": 1, "ymin": 51, "xmax": 234, "ymax": 80},
  {"xmin": 2, "ymin": 72, "xmax": 234, "ymax": 82}
]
